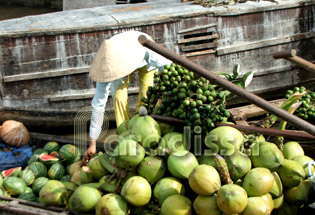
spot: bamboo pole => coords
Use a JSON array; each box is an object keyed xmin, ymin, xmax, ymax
[{"xmin": 139, "ymin": 35, "xmax": 315, "ymax": 137}]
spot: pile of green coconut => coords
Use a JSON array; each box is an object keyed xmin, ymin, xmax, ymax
[{"xmin": 1, "ymin": 107, "xmax": 315, "ymax": 215}]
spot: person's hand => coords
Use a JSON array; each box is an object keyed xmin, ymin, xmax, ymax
[{"xmin": 82, "ymin": 139, "xmax": 96, "ymax": 166}]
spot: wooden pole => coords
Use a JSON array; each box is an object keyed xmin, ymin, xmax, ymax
[{"xmin": 138, "ymin": 35, "xmax": 315, "ymax": 136}]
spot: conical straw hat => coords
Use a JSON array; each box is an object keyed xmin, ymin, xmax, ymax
[{"xmin": 89, "ymin": 31, "xmax": 151, "ymax": 82}]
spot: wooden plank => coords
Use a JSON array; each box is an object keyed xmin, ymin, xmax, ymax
[
  {"xmin": 184, "ymin": 49, "xmax": 216, "ymax": 57},
  {"xmin": 49, "ymin": 87, "xmax": 140, "ymax": 102},
  {"xmin": 178, "ymin": 23, "xmax": 217, "ymax": 34},
  {"xmin": 217, "ymin": 31, "xmax": 315, "ymax": 56},
  {"xmin": 181, "ymin": 41, "xmax": 217, "ymax": 52},
  {"xmin": 178, "ymin": 34, "xmax": 218, "ymax": 44},
  {"xmin": 228, "ymin": 98, "xmax": 286, "ymax": 120},
  {"xmin": 3, "ymin": 66, "xmax": 89, "ymax": 82}
]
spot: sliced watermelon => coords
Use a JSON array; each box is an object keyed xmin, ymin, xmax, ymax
[
  {"xmin": 50, "ymin": 151, "xmax": 59, "ymax": 157},
  {"xmin": 39, "ymin": 153, "xmax": 59, "ymax": 165},
  {"xmin": 1, "ymin": 167, "xmax": 22, "ymax": 178}
]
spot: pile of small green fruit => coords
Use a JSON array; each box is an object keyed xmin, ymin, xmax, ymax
[
  {"xmin": 141, "ymin": 63, "xmax": 231, "ymax": 134},
  {"xmin": 285, "ymin": 86, "xmax": 315, "ymax": 125}
]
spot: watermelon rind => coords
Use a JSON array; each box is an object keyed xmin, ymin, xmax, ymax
[
  {"xmin": 39, "ymin": 153, "xmax": 59, "ymax": 165},
  {"xmin": 33, "ymin": 148, "xmax": 48, "ymax": 155},
  {"xmin": 3, "ymin": 176, "xmax": 26, "ymax": 196},
  {"xmin": 28, "ymin": 154, "xmax": 40, "ymax": 165},
  {"xmin": 32, "ymin": 177, "xmax": 49, "ymax": 194},
  {"xmin": 28, "ymin": 162, "xmax": 47, "ymax": 178},
  {"xmin": 20, "ymin": 169, "xmax": 35, "ymax": 186},
  {"xmin": 59, "ymin": 144, "xmax": 81, "ymax": 164},
  {"xmin": 48, "ymin": 162, "xmax": 65, "ymax": 180},
  {"xmin": 0, "ymin": 174, "xmax": 3, "ymax": 187},
  {"xmin": 43, "ymin": 142, "xmax": 60, "ymax": 154},
  {"xmin": 1, "ymin": 167, "xmax": 22, "ymax": 178}
]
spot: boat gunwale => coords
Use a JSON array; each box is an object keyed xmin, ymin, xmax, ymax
[{"xmin": 0, "ymin": 0, "xmax": 313, "ymax": 38}]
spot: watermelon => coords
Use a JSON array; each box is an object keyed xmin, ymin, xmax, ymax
[
  {"xmin": 32, "ymin": 177, "xmax": 49, "ymax": 194},
  {"xmin": 60, "ymin": 175, "xmax": 72, "ymax": 182},
  {"xmin": 33, "ymin": 148, "xmax": 48, "ymax": 155},
  {"xmin": 18, "ymin": 191, "xmax": 37, "ymax": 202},
  {"xmin": 20, "ymin": 169, "xmax": 35, "ymax": 186},
  {"xmin": 1, "ymin": 167, "xmax": 22, "ymax": 178},
  {"xmin": 24, "ymin": 187, "xmax": 33, "ymax": 193},
  {"xmin": 59, "ymin": 144, "xmax": 81, "ymax": 164},
  {"xmin": 39, "ymin": 153, "xmax": 59, "ymax": 165},
  {"xmin": 3, "ymin": 176, "xmax": 26, "ymax": 196},
  {"xmin": 28, "ymin": 154, "xmax": 40, "ymax": 165},
  {"xmin": 50, "ymin": 151, "xmax": 59, "ymax": 157},
  {"xmin": 48, "ymin": 162, "xmax": 65, "ymax": 180},
  {"xmin": 0, "ymin": 174, "xmax": 3, "ymax": 187},
  {"xmin": 28, "ymin": 162, "xmax": 47, "ymax": 178},
  {"xmin": 43, "ymin": 142, "xmax": 60, "ymax": 154}
]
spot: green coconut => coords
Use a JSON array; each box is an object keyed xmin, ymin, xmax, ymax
[
  {"xmin": 250, "ymin": 141, "xmax": 284, "ymax": 172},
  {"xmin": 116, "ymin": 120, "xmax": 129, "ymax": 135},
  {"xmin": 216, "ymin": 184, "xmax": 248, "ymax": 214},
  {"xmin": 269, "ymin": 172, "xmax": 283, "ymax": 198},
  {"xmin": 158, "ymin": 132, "xmax": 186, "ymax": 156},
  {"xmin": 121, "ymin": 176, "xmax": 151, "ymax": 207},
  {"xmin": 292, "ymin": 155, "xmax": 314, "ymax": 176},
  {"xmin": 39, "ymin": 180, "xmax": 68, "ymax": 206},
  {"xmin": 87, "ymin": 156, "xmax": 108, "ymax": 180},
  {"xmin": 95, "ymin": 193, "xmax": 128, "ymax": 215},
  {"xmin": 241, "ymin": 194, "xmax": 274, "ymax": 215},
  {"xmin": 198, "ymin": 155, "xmax": 218, "ymax": 169},
  {"xmin": 242, "ymin": 167, "xmax": 274, "ymax": 196},
  {"xmin": 193, "ymin": 195, "xmax": 221, "ymax": 215},
  {"xmin": 153, "ymin": 177, "xmax": 185, "ymax": 205},
  {"xmin": 188, "ymin": 164, "xmax": 221, "ymax": 196},
  {"xmin": 277, "ymin": 159, "xmax": 305, "ymax": 188},
  {"xmin": 282, "ymin": 141, "xmax": 304, "ymax": 160},
  {"xmin": 137, "ymin": 156, "xmax": 166, "ymax": 184},
  {"xmin": 205, "ymin": 126, "xmax": 244, "ymax": 156},
  {"xmin": 167, "ymin": 151, "xmax": 199, "ymax": 179},
  {"xmin": 114, "ymin": 139, "xmax": 145, "ymax": 169},
  {"xmin": 273, "ymin": 194, "xmax": 284, "ymax": 209},
  {"xmin": 284, "ymin": 180, "xmax": 309, "ymax": 207},
  {"xmin": 225, "ymin": 150, "xmax": 252, "ymax": 181},
  {"xmin": 68, "ymin": 185, "xmax": 102, "ymax": 212},
  {"xmin": 131, "ymin": 115, "xmax": 161, "ymax": 148},
  {"xmin": 161, "ymin": 195, "xmax": 192, "ymax": 215}
]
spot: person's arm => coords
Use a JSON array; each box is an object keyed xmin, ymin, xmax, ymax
[
  {"xmin": 82, "ymin": 82, "xmax": 111, "ymax": 165},
  {"xmin": 144, "ymin": 47, "xmax": 172, "ymax": 71}
]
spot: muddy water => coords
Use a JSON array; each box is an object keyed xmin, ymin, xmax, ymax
[{"xmin": 0, "ymin": 5, "xmax": 58, "ymax": 21}]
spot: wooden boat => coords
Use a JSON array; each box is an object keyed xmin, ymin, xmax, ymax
[{"xmin": 0, "ymin": 0, "xmax": 314, "ymax": 130}]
